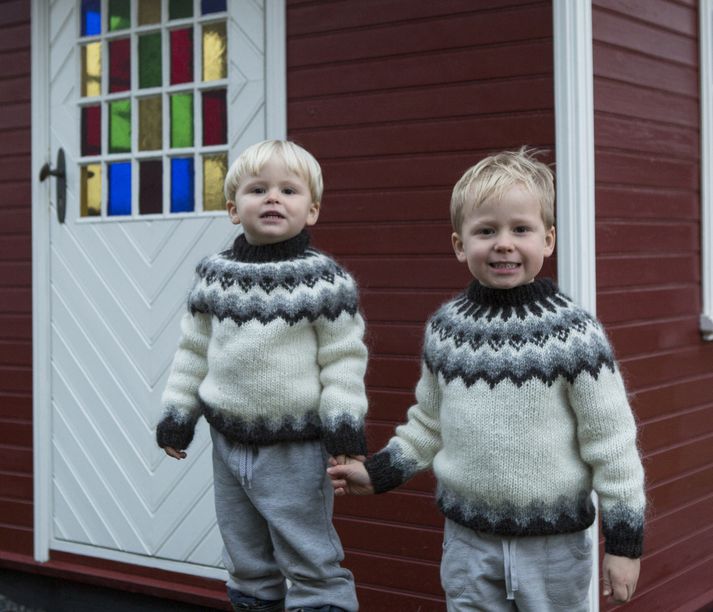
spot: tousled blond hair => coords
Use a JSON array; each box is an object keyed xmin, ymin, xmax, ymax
[
  {"xmin": 223, "ymin": 140, "xmax": 323, "ymax": 204},
  {"xmin": 450, "ymin": 147, "xmax": 555, "ymax": 232}
]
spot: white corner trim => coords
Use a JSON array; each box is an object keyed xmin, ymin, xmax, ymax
[
  {"xmin": 701, "ymin": 0, "xmax": 713, "ymax": 341},
  {"xmin": 553, "ymin": 3, "xmax": 597, "ymax": 612},
  {"xmin": 265, "ymin": 0, "xmax": 287, "ymax": 140},
  {"xmin": 30, "ymin": 0, "xmax": 52, "ymax": 563},
  {"xmin": 553, "ymin": 0, "xmax": 596, "ymax": 314}
]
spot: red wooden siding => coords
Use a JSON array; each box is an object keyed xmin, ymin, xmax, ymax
[
  {"xmin": 0, "ymin": 0, "xmax": 33, "ymax": 559},
  {"xmin": 593, "ymin": 1, "xmax": 713, "ymax": 610},
  {"xmin": 288, "ymin": 0, "xmax": 555, "ymax": 607}
]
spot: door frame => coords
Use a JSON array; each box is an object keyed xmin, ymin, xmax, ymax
[{"xmin": 31, "ymin": 0, "xmax": 286, "ymax": 573}]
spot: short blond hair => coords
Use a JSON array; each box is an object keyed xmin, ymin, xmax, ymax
[
  {"xmin": 450, "ymin": 147, "xmax": 555, "ymax": 232},
  {"xmin": 223, "ymin": 140, "xmax": 323, "ymax": 204}
]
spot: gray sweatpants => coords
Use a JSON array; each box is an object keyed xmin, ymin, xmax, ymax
[
  {"xmin": 440, "ymin": 519, "xmax": 592, "ymax": 611},
  {"xmin": 211, "ymin": 428, "xmax": 358, "ymax": 611}
]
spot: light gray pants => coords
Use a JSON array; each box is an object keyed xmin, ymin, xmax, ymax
[
  {"xmin": 211, "ymin": 428, "xmax": 358, "ymax": 612},
  {"xmin": 440, "ymin": 520, "xmax": 592, "ymax": 611}
]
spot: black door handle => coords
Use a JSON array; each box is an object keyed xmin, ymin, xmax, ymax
[{"xmin": 39, "ymin": 148, "xmax": 67, "ymax": 224}]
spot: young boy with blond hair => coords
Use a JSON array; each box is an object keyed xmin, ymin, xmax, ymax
[
  {"xmin": 157, "ymin": 140, "xmax": 367, "ymax": 612},
  {"xmin": 329, "ymin": 148, "xmax": 645, "ymax": 611}
]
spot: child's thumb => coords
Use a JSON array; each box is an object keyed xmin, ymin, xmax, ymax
[{"xmin": 602, "ymin": 569, "xmax": 612, "ymax": 596}]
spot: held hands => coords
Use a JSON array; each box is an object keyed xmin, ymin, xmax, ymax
[
  {"xmin": 327, "ymin": 455, "xmax": 375, "ymax": 496},
  {"xmin": 163, "ymin": 446, "xmax": 187, "ymax": 460},
  {"xmin": 602, "ymin": 553, "xmax": 640, "ymax": 604}
]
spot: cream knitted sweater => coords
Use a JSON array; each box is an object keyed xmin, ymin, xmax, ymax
[
  {"xmin": 157, "ymin": 230, "xmax": 368, "ymax": 456},
  {"xmin": 365, "ymin": 279, "xmax": 645, "ymax": 558}
]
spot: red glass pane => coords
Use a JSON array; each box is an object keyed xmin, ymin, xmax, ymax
[
  {"xmin": 109, "ymin": 37, "xmax": 131, "ymax": 92},
  {"xmin": 81, "ymin": 105, "xmax": 101, "ymax": 156},
  {"xmin": 140, "ymin": 160, "xmax": 163, "ymax": 214},
  {"xmin": 202, "ymin": 89, "xmax": 227, "ymax": 145},
  {"xmin": 170, "ymin": 28, "xmax": 193, "ymax": 84}
]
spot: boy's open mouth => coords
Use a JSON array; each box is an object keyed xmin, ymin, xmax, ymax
[
  {"xmin": 490, "ymin": 262, "xmax": 520, "ymax": 269},
  {"xmin": 260, "ymin": 211, "xmax": 285, "ymax": 219}
]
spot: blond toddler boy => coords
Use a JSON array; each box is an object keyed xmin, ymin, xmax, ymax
[
  {"xmin": 158, "ymin": 140, "xmax": 368, "ymax": 612},
  {"xmin": 329, "ymin": 148, "xmax": 645, "ymax": 611}
]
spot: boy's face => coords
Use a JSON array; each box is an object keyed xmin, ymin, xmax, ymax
[
  {"xmin": 227, "ymin": 159, "xmax": 320, "ymax": 245},
  {"xmin": 451, "ymin": 184, "xmax": 555, "ymax": 289}
]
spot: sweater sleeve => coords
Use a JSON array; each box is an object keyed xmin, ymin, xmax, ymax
[
  {"xmin": 157, "ymin": 310, "xmax": 212, "ymax": 450},
  {"xmin": 314, "ymin": 288, "xmax": 369, "ymax": 456},
  {"xmin": 365, "ymin": 361, "xmax": 442, "ymax": 494},
  {"xmin": 568, "ymin": 323, "xmax": 646, "ymax": 558}
]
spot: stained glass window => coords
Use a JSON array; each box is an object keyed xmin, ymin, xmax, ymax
[
  {"xmin": 81, "ymin": 0, "xmax": 101, "ymax": 36},
  {"xmin": 77, "ymin": 0, "xmax": 230, "ymax": 219},
  {"xmin": 108, "ymin": 162, "xmax": 132, "ymax": 216}
]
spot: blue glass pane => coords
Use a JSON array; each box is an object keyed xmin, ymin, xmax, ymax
[
  {"xmin": 171, "ymin": 158, "xmax": 194, "ymax": 212},
  {"xmin": 201, "ymin": 0, "xmax": 226, "ymax": 14},
  {"xmin": 82, "ymin": 0, "xmax": 101, "ymax": 36},
  {"xmin": 109, "ymin": 162, "xmax": 132, "ymax": 215}
]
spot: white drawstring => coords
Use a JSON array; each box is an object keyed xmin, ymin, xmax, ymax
[
  {"xmin": 237, "ymin": 444, "xmax": 255, "ymax": 488},
  {"xmin": 502, "ymin": 538, "xmax": 519, "ymax": 600}
]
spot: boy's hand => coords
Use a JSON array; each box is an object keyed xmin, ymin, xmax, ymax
[
  {"xmin": 163, "ymin": 446, "xmax": 187, "ymax": 460},
  {"xmin": 602, "ymin": 553, "xmax": 640, "ymax": 604},
  {"xmin": 331, "ymin": 454, "xmax": 366, "ymax": 465},
  {"xmin": 327, "ymin": 457, "xmax": 374, "ymax": 496}
]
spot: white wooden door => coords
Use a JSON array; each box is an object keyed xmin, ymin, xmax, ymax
[{"xmin": 40, "ymin": 0, "xmax": 282, "ymax": 575}]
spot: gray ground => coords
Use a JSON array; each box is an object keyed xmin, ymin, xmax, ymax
[{"xmin": 0, "ymin": 595, "xmax": 45, "ymax": 612}]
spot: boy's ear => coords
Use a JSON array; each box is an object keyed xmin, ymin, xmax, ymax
[
  {"xmin": 452, "ymin": 232, "xmax": 467, "ymax": 263},
  {"xmin": 226, "ymin": 201, "xmax": 240, "ymax": 225},
  {"xmin": 544, "ymin": 225, "xmax": 556, "ymax": 257},
  {"xmin": 305, "ymin": 201, "xmax": 321, "ymax": 226}
]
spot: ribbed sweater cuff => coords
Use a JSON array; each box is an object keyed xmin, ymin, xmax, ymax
[
  {"xmin": 322, "ymin": 420, "xmax": 367, "ymax": 457},
  {"xmin": 364, "ymin": 448, "xmax": 409, "ymax": 494},
  {"xmin": 156, "ymin": 408, "xmax": 198, "ymax": 451},
  {"xmin": 604, "ymin": 526, "xmax": 644, "ymax": 558}
]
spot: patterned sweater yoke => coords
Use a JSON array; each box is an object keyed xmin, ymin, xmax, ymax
[
  {"xmin": 365, "ymin": 278, "xmax": 646, "ymax": 558},
  {"xmin": 157, "ymin": 230, "xmax": 369, "ymax": 457}
]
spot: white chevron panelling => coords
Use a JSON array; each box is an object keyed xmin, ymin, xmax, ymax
[{"xmin": 47, "ymin": 0, "xmax": 276, "ymax": 574}]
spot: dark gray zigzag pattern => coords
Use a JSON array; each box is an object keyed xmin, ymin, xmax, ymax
[
  {"xmin": 197, "ymin": 248, "xmax": 348, "ymax": 294},
  {"xmin": 601, "ymin": 502, "xmax": 646, "ymax": 557},
  {"xmin": 188, "ymin": 251, "xmax": 359, "ymax": 325},
  {"xmin": 424, "ymin": 296, "xmax": 616, "ymax": 388},
  {"xmin": 438, "ymin": 487, "xmax": 597, "ymax": 538}
]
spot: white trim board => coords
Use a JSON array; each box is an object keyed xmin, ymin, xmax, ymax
[
  {"xmin": 31, "ymin": 0, "xmax": 52, "ymax": 564},
  {"xmin": 553, "ymin": 2, "xmax": 598, "ymax": 611},
  {"xmin": 701, "ymin": 0, "xmax": 713, "ymax": 341}
]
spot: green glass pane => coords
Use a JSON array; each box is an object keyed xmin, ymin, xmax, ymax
[
  {"xmin": 108, "ymin": 0, "xmax": 130, "ymax": 31},
  {"xmin": 109, "ymin": 99, "xmax": 132, "ymax": 153},
  {"xmin": 169, "ymin": 0, "xmax": 192, "ymax": 19},
  {"xmin": 203, "ymin": 154, "xmax": 227, "ymax": 211},
  {"xmin": 202, "ymin": 22, "xmax": 226, "ymax": 81},
  {"xmin": 138, "ymin": 0, "xmax": 161, "ymax": 25},
  {"xmin": 139, "ymin": 96, "xmax": 162, "ymax": 150},
  {"xmin": 139, "ymin": 33, "xmax": 162, "ymax": 88},
  {"xmin": 170, "ymin": 93, "xmax": 193, "ymax": 148},
  {"xmin": 81, "ymin": 164, "xmax": 102, "ymax": 217}
]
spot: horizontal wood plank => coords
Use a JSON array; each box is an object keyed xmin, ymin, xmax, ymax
[
  {"xmin": 289, "ymin": 41, "xmax": 552, "ymax": 99},
  {"xmin": 288, "ymin": 5, "xmax": 552, "ymax": 67}
]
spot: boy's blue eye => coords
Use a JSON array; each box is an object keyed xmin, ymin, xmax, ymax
[
  {"xmin": 282, "ymin": 187, "xmax": 296, "ymax": 195},
  {"xmin": 514, "ymin": 226, "xmax": 530, "ymax": 233},
  {"xmin": 476, "ymin": 228, "xmax": 494, "ymax": 236}
]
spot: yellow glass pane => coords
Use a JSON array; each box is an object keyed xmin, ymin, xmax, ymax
[
  {"xmin": 81, "ymin": 164, "xmax": 102, "ymax": 217},
  {"xmin": 202, "ymin": 22, "xmax": 226, "ymax": 81},
  {"xmin": 138, "ymin": 0, "xmax": 161, "ymax": 24},
  {"xmin": 203, "ymin": 154, "xmax": 227, "ymax": 211},
  {"xmin": 81, "ymin": 42, "xmax": 101, "ymax": 97},
  {"xmin": 139, "ymin": 96, "xmax": 162, "ymax": 150}
]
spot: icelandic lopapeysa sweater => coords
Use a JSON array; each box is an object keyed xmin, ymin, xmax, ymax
[
  {"xmin": 157, "ymin": 230, "xmax": 368, "ymax": 457},
  {"xmin": 365, "ymin": 278, "xmax": 645, "ymax": 558}
]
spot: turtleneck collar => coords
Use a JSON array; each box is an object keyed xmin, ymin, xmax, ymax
[
  {"xmin": 231, "ymin": 230, "xmax": 310, "ymax": 263},
  {"xmin": 466, "ymin": 277, "xmax": 558, "ymax": 308}
]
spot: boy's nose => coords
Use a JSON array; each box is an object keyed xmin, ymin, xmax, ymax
[
  {"xmin": 494, "ymin": 235, "xmax": 514, "ymax": 251},
  {"xmin": 265, "ymin": 187, "xmax": 280, "ymax": 202}
]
